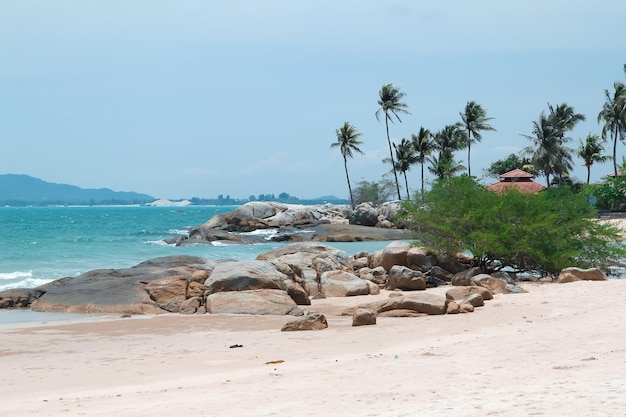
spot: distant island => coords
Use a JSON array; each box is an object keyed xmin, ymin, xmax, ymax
[
  {"xmin": 0, "ymin": 174, "xmax": 349, "ymax": 206},
  {"xmin": 0, "ymin": 174, "xmax": 154, "ymax": 206}
]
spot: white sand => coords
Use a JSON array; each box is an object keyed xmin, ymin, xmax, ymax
[{"xmin": 1, "ymin": 281, "xmax": 626, "ymax": 417}]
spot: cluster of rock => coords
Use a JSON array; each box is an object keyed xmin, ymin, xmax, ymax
[
  {"xmin": 0, "ymin": 241, "xmax": 511, "ymax": 315},
  {"xmin": 0, "ymin": 238, "xmax": 608, "ymax": 329},
  {"xmin": 167, "ymin": 201, "xmax": 411, "ymax": 245}
]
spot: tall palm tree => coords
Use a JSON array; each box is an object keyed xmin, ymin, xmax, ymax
[
  {"xmin": 459, "ymin": 101, "xmax": 496, "ymax": 177},
  {"xmin": 597, "ymin": 79, "xmax": 626, "ymax": 177},
  {"xmin": 428, "ymin": 124, "xmax": 466, "ymax": 180},
  {"xmin": 411, "ymin": 127, "xmax": 433, "ymax": 196},
  {"xmin": 392, "ymin": 138, "xmax": 419, "ymax": 200},
  {"xmin": 331, "ymin": 122, "xmax": 364, "ymax": 209},
  {"xmin": 548, "ymin": 103, "xmax": 586, "ymax": 140},
  {"xmin": 376, "ymin": 83, "xmax": 411, "ymax": 200},
  {"xmin": 577, "ymin": 133, "xmax": 611, "ymax": 184},
  {"xmin": 522, "ymin": 112, "xmax": 573, "ymax": 187}
]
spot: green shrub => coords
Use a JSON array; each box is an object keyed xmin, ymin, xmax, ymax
[{"xmin": 403, "ymin": 176, "xmax": 625, "ymax": 276}]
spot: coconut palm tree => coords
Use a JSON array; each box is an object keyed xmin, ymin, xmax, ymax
[
  {"xmin": 597, "ymin": 79, "xmax": 626, "ymax": 178},
  {"xmin": 376, "ymin": 83, "xmax": 410, "ymax": 200},
  {"xmin": 392, "ymin": 138, "xmax": 419, "ymax": 200},
  {"xmin": 577, "ymin": 133, "xmax": 611, "ymax": 184},
  {"xmin": 411, "ymin": 127, "xmax": 433, "ymax": 196},
  {"xmin": 459, "ymin": 101, "xmax": 496, "ymax": 177},
  {"xmin": 522, "ymin": 112, "xmax": 573, "ymax": 187},
  {"xmin": 428, "ymin": 124, "xmax": 466, "ymax": 180},
  {"xmin": 331, "ymin": 122, "xmax": 364, "ymax": 209},
  {"xmin": 548, "ymin": 103, "xmax": 586, "ymax": 139}
]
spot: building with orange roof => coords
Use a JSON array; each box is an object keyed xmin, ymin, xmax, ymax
[{"xmin": 485, "ymin": 168, "xmax": 547, "ymax": 194}]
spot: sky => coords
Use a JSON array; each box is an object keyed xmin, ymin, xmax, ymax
[{"xmin": 1, "ymin": 0, "xmax": 626, "ymax": 200}]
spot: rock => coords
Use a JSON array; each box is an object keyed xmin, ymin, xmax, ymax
[
  {"xmin": 0, "ymin": 288, "xmax": 45, "ymax": 308},
  {"xmin": 428, "ymin": 266, "xmax": 453, "ymax": 282},
  {"xmin": 352, "ymin": 308, "xmax": 377, "ymax": 326},
  {"xmin": 358, "ymin": 266, "xmax": 387, "ymax": 285},
  {"xmin": 380, "ymin": 241, "xmax": 412, "ymax": 271},
  {"xmin": 206, "ymin": 289, "xmax": 303, "ymax": 315},
  {"xmin": 464, "ymin": 293, "xmax": 485, "ymax": 308},
  {"xmin": 407, "ymin": 247, "xmax": 433, "ymax": 272},
  {"xmin": 446, "ymin": 286, "xmax": 493, "ymax": 302},
  {"xmin": 446, "ymin": 301, "xmax": 460, "ymax": 314},
  {"xmin": 349, "ymin": 202, "xmax": 379, "ymax": 226},
  {"xmin": 204, "ymin": 260, "xmax": 285, "ymax": 295},
  {"xmin": 504, "ymin": 284, "xmax": 527, "ymax": 294},
  {"xmin": 437, "ymin": 253, "xmax": 470, "ymax": 274},
  {"xmin": 281, "ymin": 312, "xmax": 328, "ymax": 331},
  {"xmin": 144, "ymin": 275, "xmax": 188, "ymax": 312},
  {"xmin": 187, "ymin": 281, "xmax": 206, "ymax": 298},
  {"xmin": 353, "ymin": 257, "xmax": 369, "ymax": 271},
  {"xmin": 451, "ymin": 267, "xmax": 482, "ymax": 286},
  {"xmin": 191, "ymin": 270, "xmax": 210, "ymax": 283},
  {"xmin": 366, "ymin": 281, "xmax": 381, "ymax": 295},
  {"xmin": 344, "ymin": 292, "xmax": 447, "ymax": 316},
  {"xmin": 180, "ymin": 297, "xmax": 202, "ymax": 314},
  {"xmin": 320, "ymin": 270, "xmax": 371, "ymax": 297},
  {"xmin": 472, "ymin": 274, "xmax": 508, "ymax": 294},
  {"xmin": 30, "ymin": 255, "xmax": 214, "ymax": 314},
  {"xmin": 557, "ymin": 267, "xmax": 607, "ymax": 283},
  {"xmin": 386, "ymin": 266, "xmax": 426, "ymax": 291},
  {"xmin": 459, "ymin": 303, "xmax": 475, "ymax": 313}
]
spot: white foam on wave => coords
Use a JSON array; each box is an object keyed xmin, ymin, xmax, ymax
[
  {"xmin": 0, "ymin": 275, "xmax": 52, "ymax": 291},
  {"xmin": 0, "ymin": 271, "xmax": 33, "ymax": 281},
  {"xmin": 240, "ymin": 229, "xmax": 279, "ymax": 237},
  {"xmin": 145, "ymin": 239, "xmax": 171, "ymax": 247},
  {"xmin": 168, "ymin": 228, "xmax": 189, "ymax": 236}
]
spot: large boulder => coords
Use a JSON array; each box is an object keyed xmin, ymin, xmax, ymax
[
  {"xmin": 446, "ymin": 286, "xmax": 493, "ymax": 302},
  {"xmin": 320, "ymin": 270, "xmax": 371, "ymax": 297},
  {"xmin": 344, "ymin": 292, "xmax": 448, "ymax": 316},
  {"xmin": 386, "ymin": 266, "xmax": 427, "ymax": 291},
  {"xmin": 205, "ymin": 289, "xmax": 303, "ymax": 315},
  {"xmin": 451, "ymin": 266, "xmax": 482, "ymax": 286},
  {"xmin": 380, "ymin": 241, "xmax": 412, "ymax": 271},
  {"xmin": 407, "ymin": 247, "xmax": 434, "ymax": 272},
  {"xmin": 349, "ymin": 202, "xmax": 379, "ymax": 226},
  {"xmin": 557, "ymin": 267, "xmax": 607, "ymax": 283},
  {"xmin": 29, "ymin": 255, "xmax": 213, "ymax": 314},
  {"xmin": 204, "ymin": 260, "xmax": 286, "ymax": 295}
]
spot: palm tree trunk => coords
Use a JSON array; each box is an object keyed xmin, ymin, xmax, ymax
[
  {"xmin": 613, "ymin": 128, "xmax": 619, "ymax": 177},
  {"xmin": 344, "ymin": 156, "xmax": 354, "ymax": 209},
  {"xmin": 385, "ymin": 115, "xmax": 402, "ymax": 201},
  {"xmin": 587, "ymin": 165, "xmax": 591, "ymax": 185},
  {"xmin": 403, "ymin": 172, "xmax": 410, "ymax": 200},
  {"xmin": 420, "ymin": 162, "xmax": 424, "ymax": 196},
  {"xmin": 467, "ymin": 129, "xmax": 472, "ymax": 177}
]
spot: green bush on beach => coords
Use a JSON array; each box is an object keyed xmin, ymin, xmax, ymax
[{"xmin": 402, "ymin": 176, "xmax": 626, "ymax": 277}]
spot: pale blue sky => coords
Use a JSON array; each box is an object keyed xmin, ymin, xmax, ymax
[{"xmin": 1, "ymin": 1, "xmax": 625, "ymax": 199}]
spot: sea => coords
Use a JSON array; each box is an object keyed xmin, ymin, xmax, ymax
[{"xmin": 0, "ymin": 205, "xmax": 400, "ymax": 325}]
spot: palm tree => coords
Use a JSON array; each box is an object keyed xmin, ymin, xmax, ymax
[
  {"xmin": 411, "ymin": 127, "xmax": 433, "ymax": 196},
  {"xmin": 428, "ymin": 124, "xmax": 466, "ymax": 180},
  {"xmin": 548, "ymin": 103, "xmax": 586, "ymax": 139},
  {"xmin": 376, "ymin": 83, "xmax": 411, "ymax": 200},
  {"xmin": 459, "ymin": 101, "xmax": 496, "ymax": 177},
  {"xmin": 597, "ymin": 79, "xmax": 626, "ymax": 178},
  {"xmin": 331, "ymin": 122, "xmax": 364, "ymax": 209},
  {"xmin": 522, "ymin": 112, "xmax": 573, "ymax": 187},
  {"xmin": 577, "ymin": 133, "xmax": 611, "ymax": 184},
  {"xmin": 392, "ymin": 138, "xmax": 419, "ymax": 200}
]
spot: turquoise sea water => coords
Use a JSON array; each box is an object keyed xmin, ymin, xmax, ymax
[{"xmin": 0, "ymin": 205, "xmax": 397, "ymax": 292}]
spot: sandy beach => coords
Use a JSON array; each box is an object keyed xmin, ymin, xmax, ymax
[{"xmin": 1, "ymin": 280, "xmax": 626, "ymax": 417}]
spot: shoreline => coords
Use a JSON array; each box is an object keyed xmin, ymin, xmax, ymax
[{"xmin": 2, "ymin": 280, "xmax": 626, "ymax": 416}]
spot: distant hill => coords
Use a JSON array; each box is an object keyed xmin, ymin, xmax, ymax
[{"xmin": 0, "ymin": 174, "xmax": 154, "ymax": 206}]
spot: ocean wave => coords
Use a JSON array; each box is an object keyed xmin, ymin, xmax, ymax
[
  {"xmin": 145, "ymin": 239, "xmax": 171, "ymax": 247},
  {"xmin": 0, "ymin": 276, "xmax": 51, "ymax": 291},
  {"xmin": 0, "ymin": 270, "xmax": 33, "ymax": 281},
  {"xmin": 167, "ymin": 228, "xmax": 189, "ymax": 236}
]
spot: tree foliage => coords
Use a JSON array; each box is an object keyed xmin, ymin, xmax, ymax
[
  {"xmin": 484, "ymin": 153, "xmax": 536, "ymax": 179},
  {"xmin": 331, "ymin": 121, "xmax": 364, "ymax": 209},
  {"xmin": 353, "ymin": 179, "xmax": 395, "ymax": 206},
  {"xmin": 403, "ymin": 176, "xmax": 625, "ymax": 276}
]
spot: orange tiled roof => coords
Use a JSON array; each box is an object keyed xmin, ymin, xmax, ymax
[
  {"xmin": 485, "ymin": 180, "xmax": 546, "ymax": 194},
  {"xmin": 499, "ymin": 168, "xmax": 535, "ymax": 179}
]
